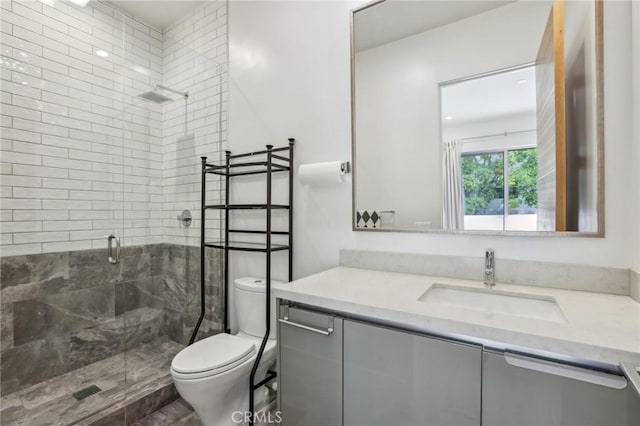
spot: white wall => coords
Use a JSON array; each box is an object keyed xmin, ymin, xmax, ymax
[
  {"xmin": 354, "ymin": 2, "xmax": 548, "ymax": 229},
  {"xmin": 228, "ymin": 0, "xmax": 636, "ymax": 279},
  {"xmin": 447, "ymin": 115, "xmax": 537, "ymax": 152}
]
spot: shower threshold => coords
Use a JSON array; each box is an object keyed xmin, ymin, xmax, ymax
[{"xmin": 0, "ymin": 338, "xmax": 183, "ymax": 426}]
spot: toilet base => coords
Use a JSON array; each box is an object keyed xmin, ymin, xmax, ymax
[{"xmin": 171, "ymin": 345, "xmax": 276, "ymax": 426}]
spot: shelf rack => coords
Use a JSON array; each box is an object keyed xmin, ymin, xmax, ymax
[{"xmin": 190, "ymin": 138, "xmax": 294, "ymax": 424}]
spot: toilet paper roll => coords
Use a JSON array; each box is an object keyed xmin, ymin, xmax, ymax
[{"xmin": 298, "ymin": 161, "xmax": 346, "ymax": 185}]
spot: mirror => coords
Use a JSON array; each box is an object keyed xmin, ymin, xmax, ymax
[{"xmin": 351, "ymin": 0, "xmax": 603, "ymax": 235}]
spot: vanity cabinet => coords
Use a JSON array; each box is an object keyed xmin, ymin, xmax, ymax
[
  {"xmin": 278, "ymin": 304, "xmax": 640, "ymax": 426},
  {"xmin": 482, "ymin": 350, "xmax": 640, "ymax": 426},
  {"xmin": 343, "ymin": 319, "xmax": 482, "ymax": 426},
  {"xmin": 278, "ymin": 306, "xmax": 343, "ymax": 426}
]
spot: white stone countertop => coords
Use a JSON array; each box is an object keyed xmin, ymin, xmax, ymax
[{"xmin": 273, "ymin": 267, "xmax": 640, "ymax": 367}]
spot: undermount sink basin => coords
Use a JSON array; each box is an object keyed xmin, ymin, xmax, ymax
[{"xmin": 418, "ymin": 284, "xmax": 567, "ymax": 323}]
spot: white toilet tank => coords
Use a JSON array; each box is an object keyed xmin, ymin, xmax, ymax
[{"xmin": 234, "ymin": 277, "xmax": 281, "ymax": 338}]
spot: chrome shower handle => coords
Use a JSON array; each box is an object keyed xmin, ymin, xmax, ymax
[{"xmin": 108, "ymin": 234, "xmax": 121, "ymax": 264}]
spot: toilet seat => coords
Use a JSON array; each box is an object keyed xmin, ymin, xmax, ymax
[{"xmin": 171, "ymin": 333, "xmax": 257, "ymax": 380}]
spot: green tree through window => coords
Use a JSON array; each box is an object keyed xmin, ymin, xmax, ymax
[
  {"xmin": 462, "ymin": 148, "xmax": 537, "ymax": 216},
  {"xmin": 508, "ymin": 148, "xmax": 538, "ymax": 210},
  {"xmin": 462, "ymin": 152, "xmax": 504, "ymax": 215}
]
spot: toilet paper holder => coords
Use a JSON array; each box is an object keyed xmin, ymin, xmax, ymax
[{"xmin": 299, "ymin": 160, "xmax": 351, "ymax": 185}]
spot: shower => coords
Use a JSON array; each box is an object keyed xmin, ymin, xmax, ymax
[
  {"xmin": 138, "ymin": 84, "xmax": 189, "ymax": 103},
  {"xmin": 0, "ymin": 0, "xmax": 228, "ymax": 422},
  {"xmin": 138, "ymin": 84, "xmax": 191, "ymax": 135}
]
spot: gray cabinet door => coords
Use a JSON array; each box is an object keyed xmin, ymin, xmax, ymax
[
  {"xmin": 343, "ymin": 319, "xmax": 482, "ymax": 426},
  {"xmin": 278, "ymin": 306, "xmax": 343, "ymax": 426},
  {"xmin": 482, "ymin": 351, "xmax": 640, "ymax": 426}
]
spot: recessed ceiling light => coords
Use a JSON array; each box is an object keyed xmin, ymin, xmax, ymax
[
  {"xmin": 95, "ymin": 50, "xmax": 109, "ymax": 58},
  {"xmin": 517, "ymin": 79, "xmax": 528, "ymax": 84},
  {"xmin": 445, "ymin": 116, "xmax": 453, "ymax": 121},
  {"xmin": 68, "ymin": 0, "xmax": 91, "ymax": 6}
]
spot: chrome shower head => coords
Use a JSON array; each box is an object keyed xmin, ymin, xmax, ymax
[
  {"xmin": 137, "ymin": 84, "xmax": 188, "ymax": 104},
  {"xmin": 137, "ymin": 90, "xmax": 173, "ymax": 104}
]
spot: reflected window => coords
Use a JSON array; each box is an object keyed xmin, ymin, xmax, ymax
[{"xmin": 462, "ymin": 148, "xmax": 537, "ymax": 231}]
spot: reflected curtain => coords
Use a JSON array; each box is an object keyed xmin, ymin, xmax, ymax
[{"xmin": 442, "ymin": 140, "xmax": 463, "ymax": 230}]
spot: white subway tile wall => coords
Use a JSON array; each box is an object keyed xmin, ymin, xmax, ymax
[
  {"xmin": 162, "ymin": 0, "xmax": 227, "ymax": 247},
  {"xmin": 0, "ymin": 0, "xmax": 227, "ymax": 255}
]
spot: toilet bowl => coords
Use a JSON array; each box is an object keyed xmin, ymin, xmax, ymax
[
  {"xmin": 171, "ymin": 332, "xmax": 276, "ymax": 426},
  {"xmin": 170, "ymin": 277, "xmax": 280, "ymax": 426}
]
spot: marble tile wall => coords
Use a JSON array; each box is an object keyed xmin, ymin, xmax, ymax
[
  {"xmin": 154, "ymin": 243, "xmax": 223, "ymax": 345},
  {"xmin": 0, "ymin": 243, "xmax": 222, "ymax": 396}
]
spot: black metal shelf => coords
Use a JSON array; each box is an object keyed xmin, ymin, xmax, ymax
[
  {"xmin": 228, "ymin": 145, "xmax": 292, "ymax": 159},
  {"xmin": 207, "ymin": 170, "xmax": 289, "ymax": 177},
  {"xmin": 192, "ymin": 138, "xmax": 294, "ymax": 426},
  {"xmin": 204, "ymin": 241, "xmax": 290, "ymax": 252},
  {"xmin": 228, "ymin": 229, "xmax": 289, "ymax": 235},
  {"xmin": 204, "ymin": 204, "xmax": 290, "ymax": 210},
  {"xmin": 206, "ymin": 165, "xmax": 290, "ymax": 177},
  {"xmin": 207, "ymin": 161, "xmax": 290, "ymax": 170},
  {"xmin": 204, "ymin": 151, "xmax": 291, "ymax": 177}
]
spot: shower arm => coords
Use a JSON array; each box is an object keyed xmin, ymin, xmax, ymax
[{"xmin": 155, "ymin": 84, "xmax": 189, "ymax": 99}]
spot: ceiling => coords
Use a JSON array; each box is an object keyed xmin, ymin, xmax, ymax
[
  {"xmin": 441, "ymin": 66, "xmax": 536, "ymax": 125},
  {"xmin": 108, "ymin": 0, "xmax": 205, "ymax": 30},
  {"xmin": 354, "ymin": 1, "xmax": 513, "ymax": 52}
]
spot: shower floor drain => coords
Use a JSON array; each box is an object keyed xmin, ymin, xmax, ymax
[{"xmin": 72, "ymin": 385, "xmax": 102, "ymax": 401}]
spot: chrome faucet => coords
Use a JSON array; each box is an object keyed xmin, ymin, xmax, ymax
[{"xmin": 484, "ymin": 249, "xmax": 495, "ymax": 288}]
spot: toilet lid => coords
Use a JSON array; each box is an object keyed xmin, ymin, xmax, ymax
[
  {"xmin": 171, "ymin": 333, "xmax": 256, "ymax": 374},
  {"xmin": 234, "ymin": 276, "xmax": 284, "ymax": 293}
]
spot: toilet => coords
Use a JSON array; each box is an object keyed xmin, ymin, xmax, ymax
[{"xmin": 171, "ymin": 277, "xmax": 279, "ymax": 426}]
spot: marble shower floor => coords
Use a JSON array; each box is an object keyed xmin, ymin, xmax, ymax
[{"xmin": 0, "ymin": 338, "xmax": 184, "ymax": 425}]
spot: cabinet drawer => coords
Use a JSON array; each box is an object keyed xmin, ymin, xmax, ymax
[
  {"xmin": 343, "ymin": 319, "xmax": 481, "ymax": 426},
  {"xmin": 278, "ymin": 306, "xmax": 343, "ymax": 426},
  {"xmin": 482, "ymin": 351, "xmax": 640, "ymax": 426}
]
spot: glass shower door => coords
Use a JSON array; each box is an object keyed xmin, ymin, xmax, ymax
[
  {"xmin": 0, "ymin": 1, "xmax": 128, "ymax": 424},
  {"xmin": 1, "ymin": 0, "xmax": 226, "ymax": 424},
  {"xmin": 54, "ymin": 3, "xmax": 131, "ymax": 421},
  {"xmin": 115, "ymin": 11, "xmax": 175, "ymax": 407}
]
